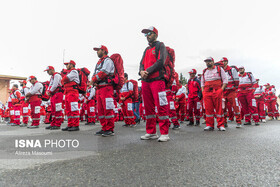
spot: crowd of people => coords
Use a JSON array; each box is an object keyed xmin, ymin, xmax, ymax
[{"xmin": 0, "ymin": 26, "xmax": 279, "ymax": 142}]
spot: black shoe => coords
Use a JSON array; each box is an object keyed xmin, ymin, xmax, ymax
[
  {"xmin": 122, "ymin": 124, "xmax": 129, "ymax": 127},
  {"xmin": 135, "ymin": 119, "xmax": 141, "ymax": 124},
  {"xmin": 50, "ymin": 126, "xmax": 60, "ymax": 130},
  {"xmin": 45, "ymin": 125, "xmax": 52, "ymax": 130},
  {"xmin": 102, "ymin": 131, "xmax": 115, "ymax": 137},
  {"xmin": 95, "ymin": 130, "xmax": 105, "ymax": 136},
  {"xmin": 195, "ymin": 120, "xmax": 200, "ymax": 126},
  {"xmin": 244, "ymin": 122, "xmax": 251, "ymax": 125},
  {"xmin": 187, "ymin": 121, "xmax": 194, "ymax": 126},
  {"xmin": 61, "ymin": 126, "xmax": 70, "ymax": 131},
  {"xmin": 68, "ymin": 126, "xmax": 80, "ymax": 131},
  {"xmin": 255, "ymin": 123, "xmax": 260, "ymax": 126},
  {"xmin": 180, "ymin": 121, "xmax": 184, "ymax": 124},
  {"xmin": 224, "ymin": 123, "xmax": 228, "ymax": 128},
  {"xmin": 85, "ymin": 122, "xmax": 95, "ymax": 125},
  {"xmin": 130, "ymin": 124, "xmax": 137, "ymax": 128},
  {"xmin": 172, "ymin": 125, "xmax": 180, "ymax": 130},
  {"xmin": 85, "ymin": 122, "xmax": 90, "ymax": 125}
]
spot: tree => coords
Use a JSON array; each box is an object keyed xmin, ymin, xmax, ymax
[{"xmin": 179, "ymin": 73, "xmax": 187, "ymax": 85}]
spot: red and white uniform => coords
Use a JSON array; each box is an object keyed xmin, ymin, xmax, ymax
[
  {"xmin": 139, "ymin": 41, "xmax": 169, "ymax": 135},
  {"xmin": 92, "ymin": 56, "xmax": 115, "ymax": 132},
  {"xmin": 61, "ymin": 68, "xmax": 80, "ymax": 127},
  {"xmin": 11, "ymin": 89, "xmax": 22, "ymax": 125},
  {"xmin": 120, "ymin": 81, "xmax": 136, "ymax": 125},
  {"xmin": 86, "ymin": 86, "xmax": 96, "ymax": 123},
  {"xmin": 176, "ymin": 85, "xmax": 187, "ymax": 122},
  {"xmin": 21, "ymin": 86, "xmax": 30, "ymax": 124},
  {"xmin": 187, "ymin": 77, "xmax": 201, "ymax": 123},
  {"xmin": 201, "ymin": 66, "xmax": 228, "ymax": 128},
  {"xmin": 48, "ymin": 72, "xmax": 63, "ymax": 127},
  {"xmin": 254, "ymin": 85, "xmax": 266, "ymax": 120},
  {"xmin": 265, "ymin": 86, "xmax": 279, "ymax": 118},
  {"xmin": 28, "ymin": 81, "xmax": 43, "ymax": 126},
  {"xmin": 237, "ymin": 73, "xmax": 259, "ymax": 123},
  {"xmin": 223, "ymin": 66, "xmax": 241, "ymax": 124},
  {"xmin": 167, "ymin": 80, "xmax": 179, "ymax": 127}
]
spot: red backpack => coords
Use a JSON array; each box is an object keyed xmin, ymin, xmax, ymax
[
  {"xmin": 127, "ymin": 79, "xmax": 139, "ymax": 102},
  {"xmin": 155, "ymin": 43, "xmax": 176, "ymax": 89},
  {"xmin": 110, "ymin": 54, "xmax": 125, "ymax": 91},
  {"xmin": 41, "ymin": 81, "xmax": 50, "ymax": 101},
  {"xmin": 76, "ymin": 67, "xmax": 91, "ymax": 94}
]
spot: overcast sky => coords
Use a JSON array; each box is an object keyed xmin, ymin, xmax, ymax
[{"xmin": 1, "ymin": 0, "xmax": 280, "ymax": 94}]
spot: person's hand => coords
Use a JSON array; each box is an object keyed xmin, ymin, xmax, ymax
[
  {"xmin": 46, "ymin": 91, "xmax": 51, "ymax": 96},
  {"xmin": 121, "ymin": 97, "xmax": 125, "ymax": 101},
  {"xmin": 140, "ymin": 71, "xmax": 149, "ymax": 79}
]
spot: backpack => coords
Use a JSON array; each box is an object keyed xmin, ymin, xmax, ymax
[
  {"xmin": 109, "ymin": 54, "xmax": 125, "ymax": 91},
  {"xmin": 155, "ymin": 43, "xmax": 176, "ymax": 89},
  {"xmin": 127, "ymin": 79, "xmax": 139, "ymax": 102},
  {"xmin": 76, "ymin": 68, "xmax": 91, "ymax": 94},
  {"xmin": 41, "ymin": 82, "xmax": 50, "ymax": 101},
  {"xmin": 246, "ymin": 72, "xmax": 253, "ymax": 83}
]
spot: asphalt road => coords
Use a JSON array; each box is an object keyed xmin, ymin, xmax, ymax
[{"xmin": 0, "ymin": 119, "xmax": 280, "ymax": 186}]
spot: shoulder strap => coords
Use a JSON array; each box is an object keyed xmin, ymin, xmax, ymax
[{"xmin": 155, "ymin": 41, "xmax": 162, "ymax": 59}]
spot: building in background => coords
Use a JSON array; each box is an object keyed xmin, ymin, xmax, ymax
[{"xmin": 0, "ymin": 74, "xmax": 27, "ymax": 104}]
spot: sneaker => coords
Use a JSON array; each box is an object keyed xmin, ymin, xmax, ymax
[
  {"xmin": 224, "ymin": 123, "xmax": 228, "ymax": 128},
  {"xmin": 236, "ymin": 124, "xmax": 242, "ymax": 128},
  {"xmin": 20, "ymin": 123, "xmax": 27, "ymax": 127},
  {"xmin": 262, "ymin": 119, "xmax": 266, "ymax": 123},
  {"xmin": 172, "ymin": 125, "xmax": 180, "ymax": 130},
  {"xmin": 102, "ymin": 131, "xmax": 115, "ymax": 137},
  {"xmin": 130, "ymin": 124, "xmax": 137, "ymax": 128},
  {"xmin": 95, "ymin": 130, "xmax": 105, "ymax": 136},
  {"xmin": 180, "ymin": 121, "xmax": 184, "ymax": 124},
  {"xmin": 158, "ymin": 135, "xmax": 170, "ymax": 142},
  {"xmin": 244, "ymin": 122, "xmax": 251, "ymax": 125},
  {"xmin": 68, "ymin": 126, "xmax": 80, "ymax": 131},
  {"xmin": 204, "ymin": 126, "xmax": 214, "ymax": 131},
  {"xmin": 50, "ymin": 126, "xmax": 61, "ymax": 130},
  {"xmin": 140, "ymin": 134, "xmax": 159, "ymax": 140},
  {"xmin": 195, "ymin": 120, "xmax": 200, "ymax": 126},
  {"xmin": 202, "ymin": 120, "xmax": 206, "ymax": 124},
  {"xmin": 187, "ymin": 122, "xmax": 194, "ymax": 126},
  {"xmin": 255, "ymin": 122, "xmax": 260, "ymax": 126},
  {"xmin": 45, "ymin": 125, "xmax": 52, "ymax": 130},
  {"xmin": 122, "ymin": 124, "xmax": 130, "ymax": 127},
  {"xmin": 218, "ymin": 127, "xmax": 226, "ymax": 131},
  {"xmin": 28, "ymin": 125, "xmax": 39, "ymax": 129},
  {"xmin": 11, "ymin": 123, "xmax": 18, "ymax": 126},
  {"xmin": 61, "ymin": 126, "xmax": 70, "ymax": 131}
]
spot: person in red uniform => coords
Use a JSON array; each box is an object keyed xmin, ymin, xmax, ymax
[
  {"xmin": 10, "ymin": 84, "xmax": 22, "ymax": 126},
  {"xmin": 201, "ymin": 57, "xmax": 228, "ymax": 131},
  {"xmin": 91, "ymin": 45, "xmax": 115, "ymax": 137},
  {"xmin": 264, "ymin": 84, "xmax": 279, "ymax": 121},
  {"xmin": 168, "ymin": 79, "xmax": 180, "ymax": 130},
  {"xmin": 25, "ymin": 76, "xmax": 43, "ymax": 128},
  {"xmin": 139, "ymin": 26, "xmax": 170, "ymax": 142},
  {"xmin": 237, "ymin": 66, "xmax": 260, "ymax": 125},
  {"xmin": 187, "ymin": 69, "xmax": 202, "ymax": 126},
  {"xmin": 176, "ymin": 82, "xmax": 187, "ymax": 123},
  {"xmin": 254, "ymin": 79, "xmax": 266, "ymax": 123},
  {"xmin": 220, "ymin": 57, "xmax": 242, "ymax": 128},
  {"xmin": 19, "ymin": 80, "xmax": 30, "ymax": 126},
  {"xmin": 120, "ymin": 73, "xmax": 136, "ymax": 127},
  {"xmin": 85, "ymin": 83, "xmax": 96, "ymax": 125},
  {"xmin": 61, "ymin": 60, "xmax": 80, "ymax": 131},
  {"xmin": 44, "ymin": 66, "xmax": 64, "ymax": 130}
]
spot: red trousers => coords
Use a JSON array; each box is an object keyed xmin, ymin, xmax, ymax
[
  {"xmin": 266, "ymin": 100, "xmax": 279, "ymax": 118},
  {"xmin": 167, "ymin": 91, "xmax": 179, "ymax": 126},
  {"xmin": 50, "ymin": 92, "xmax": 64, "ymax": 127},
  {"xmin": 13, "ymin": 105, "xmax": 21, "ymax": 125},
  {"xmin": 226, "ymin": 101, "xmax": 234, "ymax": 121},
  {"xmin": 238, "ymin": 92, "xmax": 259, "ymax": 123},
  {"xmin": 9, "ymin": 107, "xmax": 15, "ymax": 123},
  {"xmin": 256, "ymin": 99, "xmax": 266, "ymax": 119},
  {"xmin": 96, "ymin": 85, "xmax": 115, "ymax": 131},
  {"xmin": 87, "ymin": 99, "xmax": 96, "ymax": 123},
  {"xmin": 142, "ymin": 80, "xmax": 169, "ymax": 135},
  {"xmin": 121, "ymin": 98, "xmax": 135, "ymax": 125},
  {"xmin": 203, "ymin": 88, "xmax": 224, "ymax": 128},
  {"xmin": 65, "ymin": 92, "xmax": 80, "ymax": 127},
  {"xmin": 140, "ymin": 103, "xmax": 146, "ymax": 121},
  {"xmin": 176, "ymin": 102, "xmax": 186, "ymax": 121},
  {"xmin": 223, "ymin": 91, "xmax": 241, "ymax": 124},
  {"xmin": 30, "ymin": 100, "xmax": 42, "ymax": 126},
  {"xmin": 188, "ymin": 97, "xmax": 201, "ymax": 122},
  {"xmin": 21, "ymin": 102, "xmax": 29, "ymax": 124}
]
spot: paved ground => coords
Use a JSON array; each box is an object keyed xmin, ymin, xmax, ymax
[{"xmin": 0, "ymin": 119, "xmax": 280, "ymax": 186}]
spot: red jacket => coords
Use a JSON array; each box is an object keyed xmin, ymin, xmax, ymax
[{"xmin": 187, "ymin": 77, "xmax": 201, "ymax": 99}]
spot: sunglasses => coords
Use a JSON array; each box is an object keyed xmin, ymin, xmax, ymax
[{"xmin": 144, "ymin": 32, "xmax": 154, "ymax": 37}]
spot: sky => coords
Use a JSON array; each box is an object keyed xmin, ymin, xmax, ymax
[{"xmin": 1, "ymin": 0, "xmax": 280, "ymax": 94}]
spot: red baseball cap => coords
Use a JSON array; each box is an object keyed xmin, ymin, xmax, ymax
[
  {"xmin": 221, "ymin": 57, "xmax": 228, "ymax": 61},
  {"xmin": 28, "ymin": 76, "xmax": 36, "ymax": 81},
  {"xmin": 256, "ymin": 79, "xmax": 259, "ymax": 81},
  {"xmin": 64, "ymin": 60, "xmax": 76, "ymax": 66},
  {"xmin": 239, "ymin": 66, "xmax": 244, "ymax": 69},
  {"xmin": 44, "ymin": 66, "xmax": 55, "ymax": 72},
  {"xmin": 93, "ymin": 45, "xmax": 108, "ymax": 53},
  {"xmin": 189, "ymin": 69, "xmax": 197, "ymax": 74},
  {"xmin": 19, "ymin": 80, "xmax": 27, "ymax": 84},
  {"xmin": 204, "ymin": 57, "xmax": 214, "ymax": 62},
  {"xmin": 141, "ymin": 26, "xmax": 158, "ymax": 36}
]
